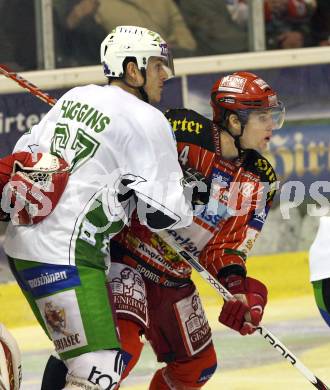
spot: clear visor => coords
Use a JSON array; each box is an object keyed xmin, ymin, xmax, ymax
[
  {"xmin": 147, "ymin": 51, "xmax": 175, "ymax": 80},
  {"xmin": 164, "ymin": 51, "xmax": 175, "ymax": 79},
  {"xmin": 240, "ymin": 101, "xmax": 285, "ymax": 130},
  {"xmin": 269, "ymin": 101, "xmax": 285, "ymax": 130}
]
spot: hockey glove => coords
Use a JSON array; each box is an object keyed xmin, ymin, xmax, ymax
[
  {"xmin": 182, "ymin": 166, "xmax": 211, "ymax": 207},
  {"xmin": 218, "ymin": 275, "xmax": 268, "ymax": 335},
  {"xmin": 0, "ymin": 152, "xmax": 69, "ymax": 225}
]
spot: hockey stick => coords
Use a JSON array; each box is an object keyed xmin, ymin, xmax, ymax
[
  {"xmin": 157, "ymin": 231, "xmax": 330, "ymax": 390},
  {"xmin": 0, "ymin": 64, "xmax": 57, "ymax": 106},
  {"xmin": 3, "ymin": 64, "xmax": 329, "ymax": 389}
]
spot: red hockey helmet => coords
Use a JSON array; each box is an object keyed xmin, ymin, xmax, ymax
[{"xmin": 210, "ymin": 71, "xmax": 285, "ymax": 130}]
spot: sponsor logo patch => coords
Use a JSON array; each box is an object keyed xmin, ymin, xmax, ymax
[
  {"xmin": 168, "ymin": 117, "xmax": 203, "ymax": 135},
  {"xmin": 21, "ymin": 265, "xmax": 80, "ymax": 298},
  {"xmin": 174, "ymin": 292, "xmax": 212, "ymax": 356},
  {"xmin": 237, "ymin": 228, "xmax": 259, "ymax": 254},
  {"xmin": 254, "ymin": 78, "xmax": 270, "ymax": 90},
  {"xmin": 88, "ymin": 352, "xmax": 124, "ymax": 389},
  {"xmin": 198, "ymin": 205, "xmax": 223, "ymax": 228},
  {"xmin": 37, "ymin": 290, "xmax": 87, "ymax": 353},
  {"xmin": 197, "ymin": 363, "xmax": 218, "ymax": 383},
  {"xmin": 167, "ymin": 230, "xmax": 200, "ymax": 258},
  {"xmin": 110, "ymin": 264, "xmax": 148, "ymax": 327},
  {"xmin": 218, "ymin": 75, "xmax": 247, "ymax": 93},
  {"xmin": 240, "ymin": 182, "xmax": 255, "ymax": 198},
  {"xmin": 248, "ymin": 205, "xmax": 269, "ymax": 231},
  {"xmin": 159, "ymin": 43, "xmax": 169, "ymax": 56},
  {"xmin": 202, "ymin": 180, "xmax": 231, "ymax": 223},
  {"xmin": 211, "ymin": 167, "xmax": 232, "ymax": 185}
]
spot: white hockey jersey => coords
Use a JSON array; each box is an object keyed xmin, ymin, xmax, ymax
[
  {"xmin": 309, "ymin": 216, "xmax": 330, "ymax": 282},
  {"xmin": 4, "ymin": 85, "xmax": 192, "ymax": 266}
]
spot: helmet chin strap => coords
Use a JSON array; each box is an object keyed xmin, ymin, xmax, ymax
[
  {"xmin": 121, "ymin": 68, "xmax": 149, "ymax": 103},
  {"xmin": 221, "ymin": 119, "xmax": 246, "ymax": 160},
  {"xmin": 234, "ymin": 134, "xmax": 245, "ymax": 159},
  {"xmin": 138, "ymin": 68, "xmax": 149, "ymax": 103},
  {"xmin": 138, "ymin": 87, "xmax": 149, "ymax": 103}
]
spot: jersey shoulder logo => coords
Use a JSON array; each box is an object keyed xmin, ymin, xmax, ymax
[
  {"xmin": 164, "ymin": 109, "xmax": 215, "ymax": 152},
  {"xmin": 242, "ymin": 149, "xmax": 278, "ymax": 201}
]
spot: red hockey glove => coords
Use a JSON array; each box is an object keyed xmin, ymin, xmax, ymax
[
  {"xmin": 0, "ymin": 152, "xmax": 69, "ymax": 225},
  {"xmin": 218, "ymin": 275, "xmax": 268, "ymax": 335}
]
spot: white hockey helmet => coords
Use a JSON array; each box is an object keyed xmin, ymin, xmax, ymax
[{"xmin": 100, "ymin": 25, "xmax": 175, "ymax": 79}]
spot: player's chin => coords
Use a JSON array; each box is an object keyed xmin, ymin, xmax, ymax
[{"xmin": 259, "ymin": 138, "xmax": 271, "ymax": 151}]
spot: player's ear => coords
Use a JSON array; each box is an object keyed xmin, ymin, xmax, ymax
[
  {"xmin": 125, "ymin": 62, "xmax": 142, "ymax": 85},
  {"xmin": 228, "ymin": 113, "xmax": 241, "ymax": 133}
]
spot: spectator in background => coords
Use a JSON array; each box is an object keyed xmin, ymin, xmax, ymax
[
  {"xmin": 177, "ymin": 0, "xmax": 248, "ymax": 56},
  {"xmin": 225, "ymin": 0, "xmax": 316, "ymax": 50},
  {"xmin": 225, "ymin": 0, "xmax": 249, "ymax": 27},
  {"xmin": 0, "ymin": 0, "xmax": 37, "ymax": 71},
  {"xmin": 0, "ymin": 24, "xmax": 17, "ymax": 70},
  {"xmin": 264, "ymin": 0, "xmax": 317, "ymax": 49},
  {"xmin": 310, "ymin": 0, "xmax": 330, "ymax": 46},
  {"xmin": 53, "ymin": 0, "xmax": 106, "ymax": 67},
  {"xmin": 95, "ymin": 0, "xmax": 197, "ymax": 58}
]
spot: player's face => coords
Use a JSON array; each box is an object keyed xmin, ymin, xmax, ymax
[
  {"xmin": 240, "ymin": 110, "xmax": 274, "ymax": 152},
  {"xmin": 144, "ymin": 57, "xmax": 169, "ymax": 104}
]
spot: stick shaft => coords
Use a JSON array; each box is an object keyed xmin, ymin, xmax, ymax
[
  {"xmin": 0, "ymin": 64, "xmax": 57, "ymax": 106},
  {"xmin": 158, "ymin": 231, "xmax": 329, "ymax": 390}
]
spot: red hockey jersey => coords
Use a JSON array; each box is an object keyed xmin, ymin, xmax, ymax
[{"xmin": 111, "ymin": 109, "xmax": 277, "ymax": 285}]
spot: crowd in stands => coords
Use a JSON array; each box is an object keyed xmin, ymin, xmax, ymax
[
  {"xmin": 0, "ymin": 0, "xmax": 37, "ymax": 71},
  {"xmin": 0, "ymin": 0, "xmax": 329, "ymax": 71}
]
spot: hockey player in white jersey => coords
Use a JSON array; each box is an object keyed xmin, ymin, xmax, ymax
[{"xmin": 4, "ymin": 26, "xmax": 193, "ymax": 389}]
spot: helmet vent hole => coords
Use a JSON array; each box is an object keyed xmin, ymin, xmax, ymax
[{"xmin": 242, "ymin": 100, "xmax": 263, "ymax": 107}]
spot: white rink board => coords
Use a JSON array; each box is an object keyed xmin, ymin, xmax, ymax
[{"xmin": 1, "ymin": 46, "xmax": 330, "ymax": 94}]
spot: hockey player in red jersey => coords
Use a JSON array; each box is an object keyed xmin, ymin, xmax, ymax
[
  {"xmin": 109, "ymin": 71, "xmax": 284, "ymax": 389},
  {"xmin": 41, "ymin": 71, "xmax": 285, "ymax": 389}
]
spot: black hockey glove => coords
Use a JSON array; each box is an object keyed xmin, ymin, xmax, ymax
[{"xmin": 182, "ymin": 166, "xmax": 211, "ymax": 208}]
